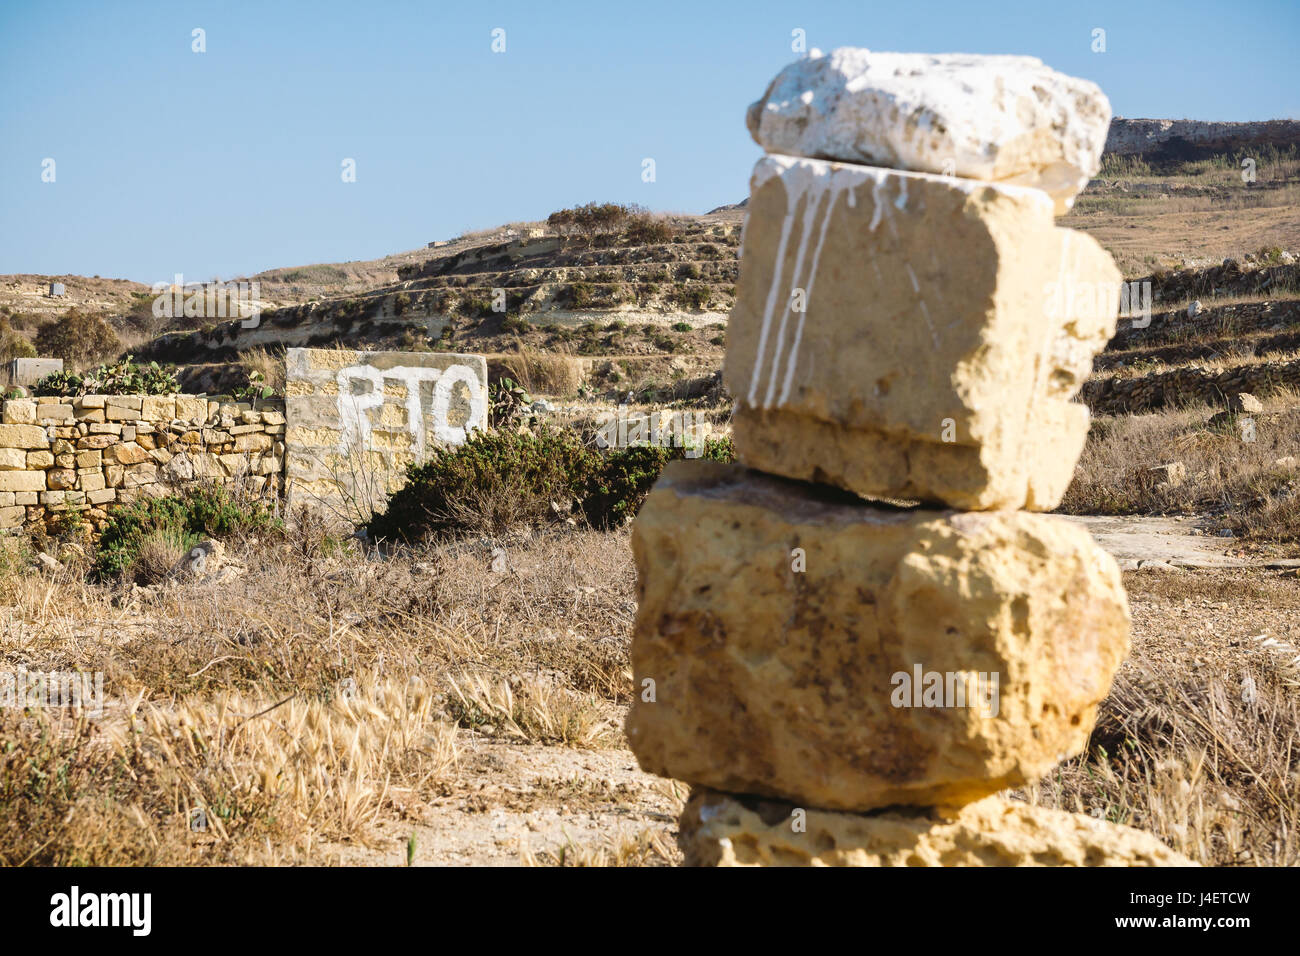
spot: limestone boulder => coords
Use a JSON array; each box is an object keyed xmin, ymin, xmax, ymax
[
  {"xmin": 725, "ymin": 154, "xmax": 1120, "ymax": 510},
  {"xmin": 679, "ymin": 789, "xmax": 1195, "ymax": 867},
  {"xmin": 746, "ymin": 48, "xmax": 1111, "ymax": 213},
  {"xmin": 625, "ymin": 462, "xmax": 1130, "ymax": 811}
]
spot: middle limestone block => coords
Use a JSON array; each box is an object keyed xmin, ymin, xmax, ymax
[
  {"xmin": 725, "ymin": 154, "xmax": 1121, "ymax": 511},
  {"xmin": 626, "ymin": 462, "xmax": 1130, "ymax": 812}
]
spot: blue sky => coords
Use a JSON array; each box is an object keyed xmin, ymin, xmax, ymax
[{"xmin": 3, "ymin": 0, "xmax": 1297, "ymax": 283}]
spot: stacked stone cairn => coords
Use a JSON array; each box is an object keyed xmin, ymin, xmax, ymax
[{"xmin": 624, "ymin": 49, "xmax": 1194, "ymax": 866}]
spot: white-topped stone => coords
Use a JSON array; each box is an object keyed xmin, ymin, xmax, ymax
[{"xmin": 746, "ymin": 48, "xmax": 1112, "ymax": 214}]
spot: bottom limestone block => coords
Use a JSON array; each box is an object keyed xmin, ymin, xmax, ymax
[
  {"xmin": 680, "ymin": 789, "xmax": 1196, "ymax": 867},
  {"xmin": 627, "ymin": 461, "xmax": 1130, "ymax": 811}
]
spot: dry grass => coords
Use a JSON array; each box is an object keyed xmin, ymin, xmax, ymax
[
  {"xmin": 495, "ymin": 342, "xmax": 585, "ymax": 396},
  {"xmin": 0, "ymin": 675, "xmax": 457, "ymax": 865},
  {"xmin": 4, "ymin": 500, "xmax": 1297, "ymax": 866},
  {"xmin": 1024, "ymin": 570, "xmax": 1300, "ymax": 866},
  {"xmin": 127, "ymin": 527, "xmax": 196, "ymax": 585},
  {"xmin": 238, "ymin": 346, "xmax": 287, "ymax": 395},
  {"xmin": 444, "ymin": 671, "xmax": 618, "ymax": 748},
  {"xmin": 0, "ymin": 523, "xmax": 635, "ymax": 865},
  {"xmin": 521, "ymin": 825, "xmax": 679, "ymax": 866},
  {"xmin": 1059, "ymin": 391, "xmax": 1300, "ymax": 540}
]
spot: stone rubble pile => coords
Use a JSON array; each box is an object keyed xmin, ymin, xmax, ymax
[{"xmin": 625, "ymin": 48, "xmax": 1194, "ymax": 866}]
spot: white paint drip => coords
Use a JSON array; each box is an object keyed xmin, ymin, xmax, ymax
[
  {"xmin": 746, "ymin": 206, "xmax": 797, "ymax": 406},
  {"xmin": 904, "ymin": 264, "xmax": 938, "ymax": 348},
  {"xmin": 762, "ymin": 187, "xmax": 826, "ymax": 407},
  {"xmin": 868, "ymin": 172, "xmax": 886, "ymax": 231},
  {"xmin": 745, "ymin": 154, "xmax": 1054, "ymax": 409},
  {"xmin": 778, "ymin": 182, "xmax": 850, "ymax": 405}
]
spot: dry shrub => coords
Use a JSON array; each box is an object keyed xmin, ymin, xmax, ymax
[
  {"xmin": 33, "ymin": 308, "xmax": 121, "ymax": 370},
  {"xmin": 497, "ymin": 345, "xmax": 585, "ymax": 396},
  {"xmin": 428, "ymin": 481, "xmax": 553, "ymax": 539},
  {"xmin": 127, "ymin": 527, "xmax": 196, "ymax": 584},
  {"xmin": 237, "ymin": 345, "xmax": 286, "ymax": 395}
]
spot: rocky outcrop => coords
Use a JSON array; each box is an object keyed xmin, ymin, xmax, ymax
[{"xmin": 1106, "ymin": 118, "xmax": 1300, "ymax": 157}]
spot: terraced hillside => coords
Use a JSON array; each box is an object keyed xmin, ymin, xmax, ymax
[
  {"xmin": 131, "ymin": 211, "xmax": 742, "ymax": 393},
  {"xmin": 1082, "ymin": 261, "xmax": 1300, "ymax": 415}
]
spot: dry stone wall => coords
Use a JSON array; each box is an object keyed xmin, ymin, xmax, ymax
[
  {"xmin": 0, "ymin": 349, "xmax": 491, "ymax": 537},
  {"xmin": 0, "ymin": 394, "xmax": 285, "ymax": 533},
  {"xmin": 1082, "ymin": 356, "xmax": 1300, "ymax": 415}
]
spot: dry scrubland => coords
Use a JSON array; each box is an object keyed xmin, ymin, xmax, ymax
[
  {"xmin": 2, "ymin": 519, "xmax": 1297, "ymax": 866},
  {"xmin": 3, "ymin": 142, "xmax": 1300, "ymax": 867}
]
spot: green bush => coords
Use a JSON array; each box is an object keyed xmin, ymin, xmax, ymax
[
  {"xmin": 581, "ymin": 437, "xmax": 733, "ymax": 529},
  {"xmin": 564, "ymin": 282, "xmax": 595, "ymax": 309},
  {"xmin": 670, "ymin": 283, "xmax": 711, "ymax": 311},
  {"xmin": 367, "ymin": 428, "xmax": 596, "ymax": 543},
  {"xmin": 93, "ymin": 485, "xmax": 281, "ymax": 579},
  {"xmin": 368, "ymin": 428, "xmax": 735, "ymax": 541}
]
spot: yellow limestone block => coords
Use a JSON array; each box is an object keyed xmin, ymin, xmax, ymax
[
  {"xmin": 626, "ymin": 462, "xmax": 1130, "ymax": 811},
  {"xmin": 680, "ymin": 789, "xmax": 1195, "ymax": 867},
  {"xmin": 725, "ymin": 155, "xmax": 1120, "ymax": 510}
]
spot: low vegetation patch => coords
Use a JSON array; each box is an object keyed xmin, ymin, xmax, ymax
[
  {"xmin": 34, "ymin": 357, "xmax": 179, "ymax": 397},
  {"xmin": 1058, "ymin": 392, "xmax": 1300, "ymax": 542},
  {"xmin": 93, "ymin": 484, "xmax": 281, "ymax": 580},
  {"xmin": 367, "ymin": 428, "xmax": 734, "ymax": 543}
]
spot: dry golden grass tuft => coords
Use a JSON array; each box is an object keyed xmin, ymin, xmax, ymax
[
  {"xmin": 495, "ymin": 343, "xmax": 586, "ymax": 396},
  {"xmin": 127, "ymin": 527, "xmax": 195, "ymax": 585},
  {"xmin": 237, "ymin": 345, "xmax": 287, "ymax": 395},
  {"xmin": 0, "ymin": 524, "xmax": 636, "ymax": 865},
  {"xmin": 522, "ymin": 825, "xmax": 680, "ymax": 866},
  {"xmin": 0, "ymin": 676, "xmax": 457, "ymax": 865}
]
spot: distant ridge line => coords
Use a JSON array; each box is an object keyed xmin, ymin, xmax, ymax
[{"xmin": 1106, "ymin": 117, "xmax": 1300, "ymax": 156}]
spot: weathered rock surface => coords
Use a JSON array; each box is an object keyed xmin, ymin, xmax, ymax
[
  {"xmin": 679, "ymin": 789, "xmax": 1195, "ymax": 867},
  {"xmin": 625, "ymin": 463, "xmax": 1130, "ymax": 811},
  {"xmin": 1105, "ymin": 117, "xmax": 1300, "ymax": 157},
  {"xmin": 746, "ymin": 48, "xmax": 1111, "ymax": 213},
  {"xmin": 725, "ymin": 154, "xmax": 1120, "ymax": 510}
]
